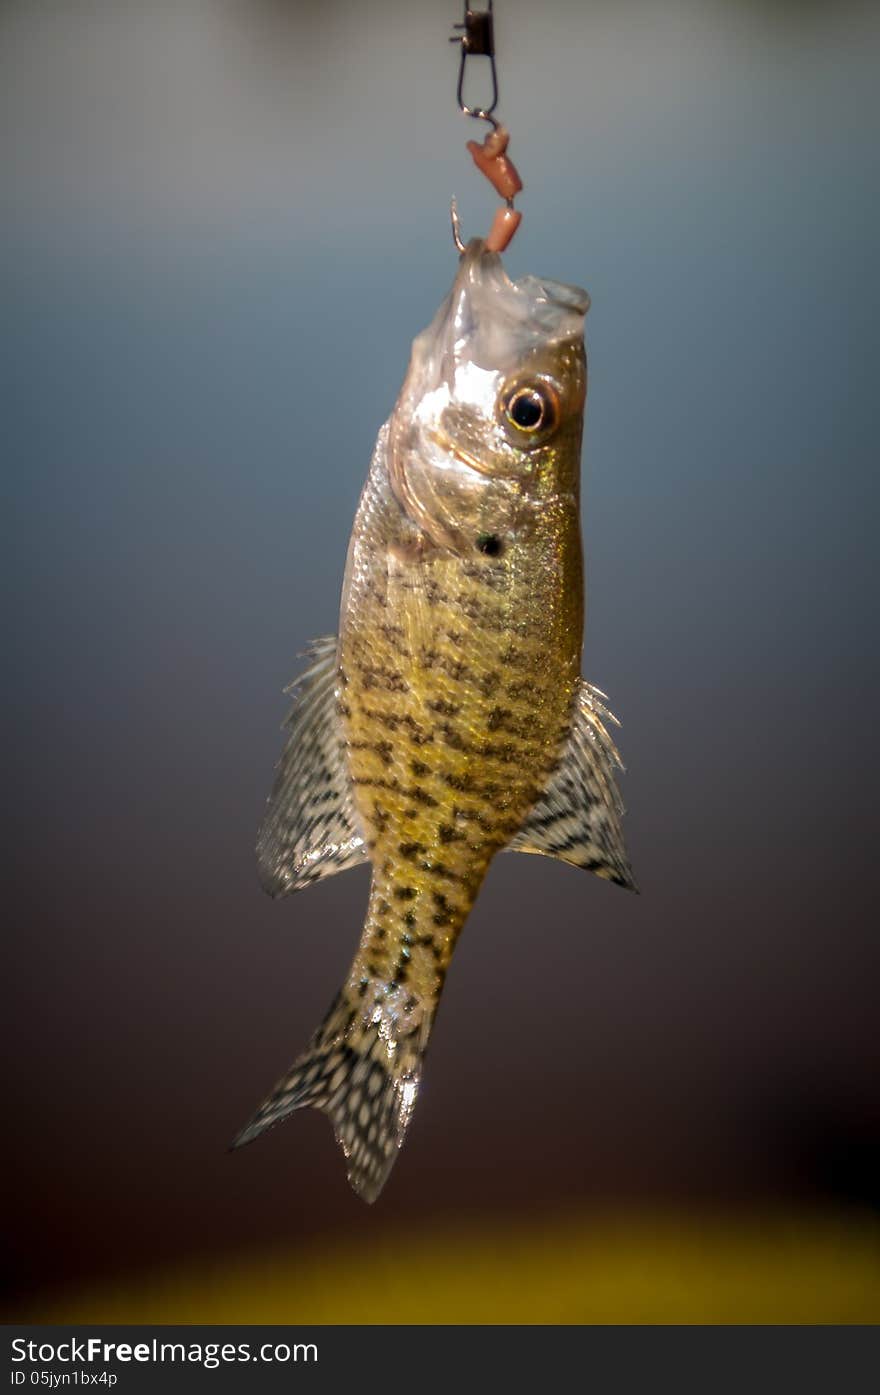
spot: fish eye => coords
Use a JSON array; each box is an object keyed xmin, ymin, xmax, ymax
[{"xmin": 504, "ymin": 382, "xmax": 558, "ymax": 435}]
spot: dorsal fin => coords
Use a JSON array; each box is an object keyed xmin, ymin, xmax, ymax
[
  {"xmin": 507, "ymin": 679, "xmax": 637, "ymax": 891},
  {"xmin": 256, "ymin": 636, "xmax": 368, "ymax": 897}
]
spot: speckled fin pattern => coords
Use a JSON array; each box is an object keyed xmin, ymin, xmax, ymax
[
  {"xmin": 231, "ymin": 992, "xmax": 421, "ymax": 1203},
  {"xmin": 256, "ymin": 636, "xmax": 368, "ymax": 897},
  {"xmin": 507, "ymin": 680, "xmax": 637, "ymax": 890}
]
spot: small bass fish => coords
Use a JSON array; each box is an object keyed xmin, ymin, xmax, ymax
[{"xmin": 234, "ymin": 239, "xmax": 635, "ymax": 1201}]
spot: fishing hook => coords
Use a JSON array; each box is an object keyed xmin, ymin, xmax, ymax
[
  {"xmin": 448, "ymin": 2, "xmax": 523, "ymax": 255},
  {"xmin": 450, "ymin": 196, "xmax": 467, "ymax": 255}
]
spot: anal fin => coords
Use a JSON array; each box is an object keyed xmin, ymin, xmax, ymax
[
  {"xmin": 507, "ymin": 679, "xmax": 637, "ymax": 891},
  {"xmin": 256, "ymin": 635, "xmax": 368, "ymax": 897}
]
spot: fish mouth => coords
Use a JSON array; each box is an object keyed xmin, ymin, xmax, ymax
[
  {"xmin": 406, "ymin": 239, "xmax": 589, "ymax": 403},
  {"xmin": 454, "ymin": 238, "xmax": 591, "ymax": 333}
]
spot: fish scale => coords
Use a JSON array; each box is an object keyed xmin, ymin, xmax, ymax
[
  {"xmin": 341, "ymin": 472, "xmax": 582, "ymax": 1008},
  {"xmin": 234, "ymin": 241, "xmax": 635, "ymax": 1201}
]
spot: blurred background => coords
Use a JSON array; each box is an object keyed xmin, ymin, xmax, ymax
[{"xmin": 3, "ymin": 0, "xmax": 879, "ymax": 1322}]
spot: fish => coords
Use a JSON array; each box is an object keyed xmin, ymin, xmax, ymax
[{"xmin": 233, "ymin": 238, "xmax": 635, "ymax": 1202}]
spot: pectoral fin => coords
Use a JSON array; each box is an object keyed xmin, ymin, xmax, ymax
[
  {"xmin": 256, "ymin": 635, "xmax": 368, "ymax": 897},
  {"xmin": 507, "ymin": 680, "xmax": 637, "ymax": 891}
]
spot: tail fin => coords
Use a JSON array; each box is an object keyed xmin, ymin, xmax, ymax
[{"xmin": 232, "ymin": 992, "xmax": 426, "ymax": 1203}]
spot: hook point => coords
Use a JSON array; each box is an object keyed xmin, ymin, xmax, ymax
[{"xmin": 450, "ymin": 197, "xmax": 467, "ymax": 255}]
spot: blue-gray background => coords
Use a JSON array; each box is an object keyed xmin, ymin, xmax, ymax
[{"xmin": 4, "ymin": 0, "xmax": 878, "ymax": 1305}]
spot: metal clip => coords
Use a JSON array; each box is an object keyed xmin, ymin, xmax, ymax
[{"xmin": 450, "ymin": 3, "xmax": 498, "ymax": 121}]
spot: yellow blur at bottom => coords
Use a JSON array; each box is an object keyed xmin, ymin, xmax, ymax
[{"xmin": 33, "ymin": 1211, "xmax": 880, "ymax": 1325}]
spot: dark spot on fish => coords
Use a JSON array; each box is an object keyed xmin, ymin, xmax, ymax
[
  {"xmin": 407, "ymin": 731, "xmax": 434, "ymax": 748},
  {"xmin": 410, "ymin": 759, "xmax": 430, "ymax": 777},
  {"xmin": 440, "ymin": 656, "xmax": 471, "ymax": 683},
  {"xmin": 378, "ymin": 622, "xmax": 411, "ymax": 657},
  {"xmin": 442, "ymin": 771, "xmax": 473, "ymax": 793},
  {"xmin": 427, "ymin": 698, "xmax": 460, "ymax": 717},
  {"xmin": 420, "ymin": 859, "xmax": 463, "ymax": 883},
  {"xmin": 401, "ymin": 713, "xmax": 432, "ymax": 744},
  {"xmin": 452, "ymin": 591, "xmax": 507, "ymax": 632},
  {"xmin": 398, "ymin": 841, "xmax": 425, "ymax": 861},
  {"xmin": 440, "ymin": 723, "xmax": 469, "ymax": 752},
  {"xmin": 479, "ymin": 739, "xmax": 518, "ymax": 763},
  {"xmin": 403, "ymin": 910, "xmax": 416, "ymax": 929},
  {"xmin": 505, "ymin": 679, "xmax": 533, "ymax": 701},
  {"xmin": 423, "ymin": 578, "xmax": 447, "ymax": 606},
  {"xmin": 476, "ymin": 532, "xmax": 502, "ymax": 556},
  {"xmin": 362, "ymin": 707, "xmax": 400, "ymax": 732},
  {"xmin": 460, "ymin": 561, "xmax": 506, "ymax": 594},
  {"xmin": 438, "ymin": 822, "xmax": 464, "ymax": 844},
  {"xmin": 402, "ymin": 785, "xmax": 438, "ymax": 808},
  {"xmin": 393, "ymin": 885, "xmax": 417, "ymax": 901},
  {"xmin": 358, "ymin": 662, "xmax": 410, "ymax": 695}
]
